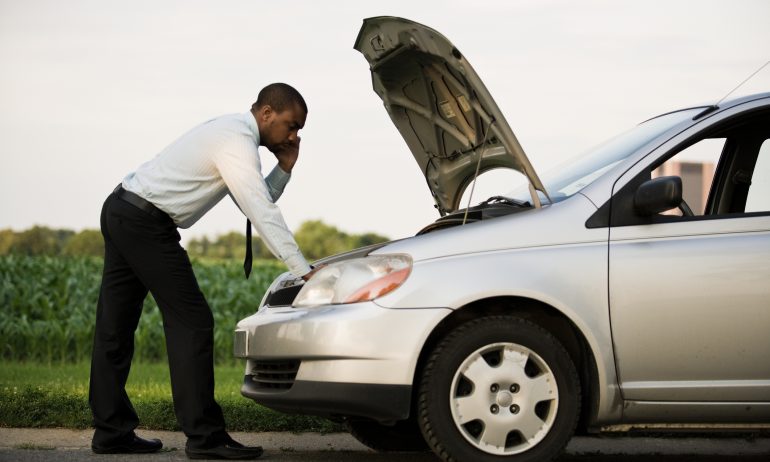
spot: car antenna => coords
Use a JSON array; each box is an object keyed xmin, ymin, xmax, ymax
[
  {"xmin": 694, "ymin": 59, "xmax": 770, "ymax": 120},
  {"xmin": 462, "ymin": 117, "xmax": 495, "ymax": 225}
]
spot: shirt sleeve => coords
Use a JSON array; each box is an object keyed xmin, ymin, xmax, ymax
[
  {"xmin": 213, "ymin": 138, "xmax": 311, "ymax": 277},
  {"xmin": 264, "ymin": 165, "xmax": 291, "ymax": 202}
]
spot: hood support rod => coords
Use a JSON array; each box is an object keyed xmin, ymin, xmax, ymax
[{"xmin": 462, "ymin": 117, "xmax": 494, "ymax": 225}]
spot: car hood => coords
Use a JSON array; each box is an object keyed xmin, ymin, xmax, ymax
[{"xmin": 354, "ymin": 16, "xmax": 547, "ymax": 215}]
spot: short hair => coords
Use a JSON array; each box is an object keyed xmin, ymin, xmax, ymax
[{"xmin": 252, "ymin": 83, "xmax": 307, "ymax": 114}]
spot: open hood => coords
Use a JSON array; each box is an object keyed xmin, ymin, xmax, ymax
[{"xmin": 354, "ymin": 16, "xmax": 548, "ymax": 215}]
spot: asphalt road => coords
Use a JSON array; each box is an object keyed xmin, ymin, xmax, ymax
[
  {"xmin": 1, "ymin": 429, "xmax": 768, "ymax": 462},
  {"xmin": 2, "ymin": 450, "xmax": 770, "ymax": 462}
]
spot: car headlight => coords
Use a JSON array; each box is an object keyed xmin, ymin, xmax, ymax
[{"xmin": 293, "ymin": 254, "xmax": 412, "ymax": 307}]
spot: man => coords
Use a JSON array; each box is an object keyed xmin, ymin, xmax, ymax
[{"xmin": 89, "ymin": 83, "xmax": 315, "ymax": 460}]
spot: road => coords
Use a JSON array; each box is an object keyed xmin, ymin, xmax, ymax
[{"xmin": 0, "ymin": 429, "xmax": 768, "ymax": 461}]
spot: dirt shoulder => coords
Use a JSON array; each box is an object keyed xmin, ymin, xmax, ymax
[
  {"xmin": 0, "ymin": 428, "xmax": 365, "ymax": 452},
  {"xmin": 2, "ymin": 428, "xmax": 770, "ymax": 457}
]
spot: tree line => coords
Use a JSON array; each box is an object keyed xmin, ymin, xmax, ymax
[{"xmin": 0, "ymin": 221, "xmax": 390, "ymax": 261}]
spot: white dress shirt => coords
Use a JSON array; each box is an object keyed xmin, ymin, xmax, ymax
[{"xmin": 122, "ymin": 112, "xmax": 311, "ymax": 277}]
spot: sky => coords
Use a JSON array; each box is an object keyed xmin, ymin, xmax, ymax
[{"xmin": 1, "ymin": 0, "xmax": 769, "ymax": 243}]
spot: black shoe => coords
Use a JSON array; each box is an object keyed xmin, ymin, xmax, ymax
[
  {"xmin": 185, "ymin": 441, "xmax": 264, "ymax": 460},
  {"xmin": 92, "ymin": 435, "xmax": 163, "ymax": 454}
]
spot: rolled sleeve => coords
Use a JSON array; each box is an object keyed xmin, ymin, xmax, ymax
[{"xmin": 264, "ymin": 165, "xmax": 291, "ymax": 202}]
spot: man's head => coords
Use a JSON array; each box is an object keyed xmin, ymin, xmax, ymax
[{"xmin": 252, "ymin": 83, "xmax": 307, "ymax": 153}]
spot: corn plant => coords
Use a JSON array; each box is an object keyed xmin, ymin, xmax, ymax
[{"xmin": 0, "ymin": 255, "xmax": 284, "ymax": 364}]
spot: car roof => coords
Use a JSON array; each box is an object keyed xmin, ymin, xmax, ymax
[{"xmin": 578, "ymin": 92, "xmax": 770, "ymax": 205}]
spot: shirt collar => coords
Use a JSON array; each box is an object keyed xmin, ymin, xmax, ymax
[{"xmin": 244, "ymin": 111, "xmax": 260, "ymax": 144}]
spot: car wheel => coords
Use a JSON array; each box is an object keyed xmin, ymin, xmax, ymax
[
  {"xmin": 418, "ymin": 315, "xmax": 580, "ymax": 462},
  {"xmin": 346, "ymin": 418, "xmax": 430, "ymax": 452}
]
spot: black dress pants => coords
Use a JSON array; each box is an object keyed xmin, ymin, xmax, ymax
[{"xmin": 89, "ymin": 192, "xmax": 228, "ymax": 449}]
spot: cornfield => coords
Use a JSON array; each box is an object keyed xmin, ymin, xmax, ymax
[{"xmin": 0, "ymin": 255, "xmax": 284, "ymax": 364}]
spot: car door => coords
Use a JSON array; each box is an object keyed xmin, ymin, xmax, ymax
[{"xmin": 608, "ymin": 106, "xmax": 770, "ymax": 404}]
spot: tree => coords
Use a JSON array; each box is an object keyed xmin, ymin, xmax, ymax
[
  {"xmin": 250, "ymin": 235, "xmax": 275, "ymax": 260},
  {"xmin": 186, "ymin": 220, "xmax": 392, "ymax": 261},
  {"xmin": 187, "ymin": 235, "xmax": 211, "ymax": 258},
  {"xmin": 294, "ymin": 220, "xmax": 354, "ymax": 260},
  {"xmin": 351, "ymin": 232, "xmax": 390, "ymax": 248},
  {"xmin": 0, "ymin": 222, "xmax": 391, "ymax": 259},
  {"xmin": 10, "ymin": 226, "xmax": 71, "ymax": 256},
  {"xmin": 210, "ymin": 231, "xmax": 243, "ymax": 259},
  {"xmin": 63, "ymin": 229, "xmax": 104, "ymax": 257},
  {"xmin": 0, "ymin": 229, "xmax": 14, "ymax": 255}
]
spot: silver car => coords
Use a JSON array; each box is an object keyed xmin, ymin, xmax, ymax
[{"xmin": 235, "ymin": 16, "xmax": 770, "ymax": 462}]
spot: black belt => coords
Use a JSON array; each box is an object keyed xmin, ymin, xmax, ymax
[{"xmin": 113, "ymin": 184, "xmax": 170, "ymax": 220}]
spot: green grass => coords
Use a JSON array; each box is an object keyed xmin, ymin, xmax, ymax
[{"xmin": 0, "ymin": 361, "xmax": 343, "ymax": 432}]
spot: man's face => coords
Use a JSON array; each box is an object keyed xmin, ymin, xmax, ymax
[{"xmin": 258, "ymin": 103, "xmax": 306, "ymax": 153}]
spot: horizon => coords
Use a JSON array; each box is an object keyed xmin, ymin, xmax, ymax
[{"xmin": 2, "ymin": 0, "xmax": 769, "ymax": 244}]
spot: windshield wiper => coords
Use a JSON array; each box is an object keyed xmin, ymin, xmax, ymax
[{"xmin": 480, "ymin": 196, "xmax": 531, "ymax": 207}]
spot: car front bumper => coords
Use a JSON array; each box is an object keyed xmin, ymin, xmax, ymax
[{"xmin": 234, "ymin": 301, "xmax": 450, "ymax": 420}]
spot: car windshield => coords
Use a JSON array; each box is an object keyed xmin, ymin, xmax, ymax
[{"xmin": 507, "ymin": 108, "xmax": 704, "ymax": 204}]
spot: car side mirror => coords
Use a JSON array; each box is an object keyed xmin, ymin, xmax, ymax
[{"xmin": 634, "ymin": 176, "xmax": 683, "ymax": 216}]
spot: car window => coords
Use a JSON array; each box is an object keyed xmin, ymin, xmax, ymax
[
  {"xmin": 605, "ymin": 108, "xmax": 770, "ymax": 227},
  {"xmin": 505, "ymin": 108, "xmax": 704, "ymax": 204},
  {"xmin": 745, "ymin": 139, "xmax": 770, "ymax": 212},
  {"xmin": 651, "ymin": 138, "xmax": 723, "ymax": 216},
  {"xmin": 706, "ymin": 113, "xmax": 770, "ymax": 216}
]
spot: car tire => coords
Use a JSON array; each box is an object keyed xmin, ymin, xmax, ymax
[
  {"xmin": 418, "ymin": 315, "xmax": 580, "ymax": 462},
  {"xmin": 346, "ymin": 418, "xmax": 430, "ymax": 452}
]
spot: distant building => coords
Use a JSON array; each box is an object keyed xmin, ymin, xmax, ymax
[{"xmin": 653, "ymin": 161, "xmax": 715, "ymax": 215}]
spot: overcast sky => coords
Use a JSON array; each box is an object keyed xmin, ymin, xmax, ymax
[{"xmin": 1, "ymin": 0, "xmax": 769, "ymax": 243}]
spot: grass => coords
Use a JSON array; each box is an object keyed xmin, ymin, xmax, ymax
[{"xmin": 0, "ymin": 361, "xmax": 343, "ymax": 433}]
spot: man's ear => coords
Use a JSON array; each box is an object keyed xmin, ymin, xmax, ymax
[{"xmin": 259, "ymin": 105, "xmax": 274, "ymax": 121}]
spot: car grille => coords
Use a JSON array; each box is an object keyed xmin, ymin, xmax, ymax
[
  {"xmin": 248, "ymin": 360, "xmax": 300, "ymax": 391},
  {"xmin": 264, "ymin": 284, "xmax": 302, "ymax": 306}
]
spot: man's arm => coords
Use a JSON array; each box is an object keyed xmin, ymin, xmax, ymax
[
  {"xmin": 214, "ymin": 141, "xmax": 311, "ymax": 278},
  {"xmin": 264, "ymin": 166, "xmax": 290, "ymax": 202}
]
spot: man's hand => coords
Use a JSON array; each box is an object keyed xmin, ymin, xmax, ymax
[{"xmin": 274, "ymin": 136, "xmax": 300, "ymax": 173}]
